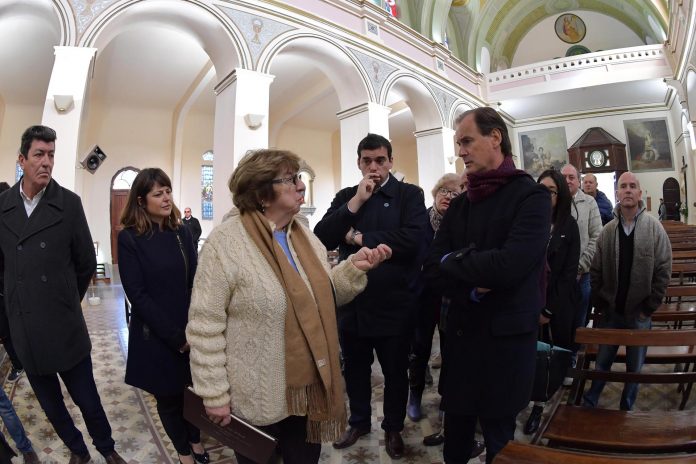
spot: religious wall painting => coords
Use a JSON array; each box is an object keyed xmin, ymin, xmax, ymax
[
  {"xmin": 555, "ymin": 14, "xmax": 586, "ymax": 44},
  {"xmin": 519, "ymin": 127, "xmax": 568, "ymax": 180},
  {"xmin": 624, "ymin": 118, "xmax": 674, "ymax": 172}
]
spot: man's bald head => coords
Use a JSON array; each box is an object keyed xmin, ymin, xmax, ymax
[
  {"xmin": 582, "ymin": 173, "xmax": 598, "ymax": 197},
  {"xmin": 616, "ymin": 171, "xmax": 642, "ymax": 211}
]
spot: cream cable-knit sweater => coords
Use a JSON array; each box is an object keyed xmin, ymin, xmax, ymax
[{"xmin": 186, "ymin": 214, "xmax": 367, "ymax": 426}]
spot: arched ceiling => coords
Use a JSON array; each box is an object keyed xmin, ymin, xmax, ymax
[{"xmin": 400, "ymin": 0, "xmax": 668, "ymax": 71}]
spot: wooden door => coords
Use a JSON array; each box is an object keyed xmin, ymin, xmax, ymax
[
  {"xmin": 663, "ymin": 177, "xmax": 681, "ymax": 221},
  {"xmin": 110, "ymin": 189, "xmax": 129, "ymax": 264}
]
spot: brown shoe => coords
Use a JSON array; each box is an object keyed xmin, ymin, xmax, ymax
[
  {"xmin": 104, "ymin": 451, "xmax": 127, "ymax": 464},
  {"xmin": 332, "ymin": 427, "xmax": 370, "ymax": 449},
  {"xmin": 22, "ymin": 451, "xmax": 40, "ymax": 464},
  {"xmin": 385, "ymin": 431, "xmax": 404, "ymax": 459},
  {"xmin": 471, "ymin": 439, "xmax": 486, "ymax": 459},
  {"xmin": 68, "ymin": 453, "xmax": 91, "ymax": 464}
]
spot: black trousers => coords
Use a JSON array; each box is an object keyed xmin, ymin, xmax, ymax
[
  {"xmin": 341, "ymin": 331, "xmax": 410, "ymax": 432},
  {"xmin": 443, "ymin": 413, "xmax": 516, "ymax": 464},
  {"xmin": 26, "ymin": 355, "xmax": 114, "ymax": 457},
  {"xmin": 153, "ymin": 392, "xmax": 201, "ymax": 455},
  {"xmin": 234, "ymin": 415, "xmax": 320, "ymax": 464}
]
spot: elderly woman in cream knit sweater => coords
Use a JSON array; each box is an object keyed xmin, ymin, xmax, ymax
[{"xmin": 186, "ymin": 149, "xmax": 391, "ymax": 464}]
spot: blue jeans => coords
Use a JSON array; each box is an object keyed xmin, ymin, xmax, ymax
[
  {"xmin": 0, "ymin": 388, "xmax": 32, "ymax": 453},
  {"xmin": 582, "ymin": 312, "xmax": 651, "ymax": 410}
]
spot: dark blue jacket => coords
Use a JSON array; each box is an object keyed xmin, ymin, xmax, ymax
[
  {"xmin": 314, "ymin": 174, "xmax": 428, "ymax": 337},
  {"xmin": 595, "ymin": 190, "xmax": 614, "ymax": 225},
  {"xmin": 424, "ymin": 175, "xmax": 550, "ymax": 417},
  {"xmin": 118, "ymin": 225, "xmax": 197, "ymax": 395}
]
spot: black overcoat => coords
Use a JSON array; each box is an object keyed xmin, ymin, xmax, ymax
[
  {"xmin": 314, "ymin": 174, "xmax": 428, "ymax": 337},
  {"xmin": 0, "ymin": 179, "xmax": 96, "ymax": 375},
  {"xmin": 118, "ymin": 225, "xmax": 197, "ymax": 396},
  {"xmin": 544, "ymin": 215, "xmax": 581, "ymax": 349},
  {"xmin": 423, "ymin": 175, "xmax": 550, "ymax": 417}
]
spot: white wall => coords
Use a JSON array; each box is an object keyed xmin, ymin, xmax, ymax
[
  {"xmin": 276, "ymin": 124, "xmax": 338, "ymax": 229},
  {"xmin": 512, "ymin": 11, "xmax": 644, "ymax": 67},
  {"xmin": 181, "ymin": 110, "xmax": 214, "ymax": 240},
  {"xmin": 0, "ymin": 103, "xmax": 44, "ymax": 184},
  {"xmin": 80, "ymin": 104, "xmax": 176, "ymax": 264},
  {"xmin": 512, "ymin": 106, "xmax": 682, "ymax": 219}
]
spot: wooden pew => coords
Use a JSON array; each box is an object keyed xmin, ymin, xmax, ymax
[
  {"xmin": 673, "ymin": 251, "xmax": 696, "ymax": 261},
  {"xmin": 538, "ymin": 328, "xmax": 696, "ymax": 453},
  {"xmin": 494, "ymin": 442, "xmax": 696, "ymax": 463}
]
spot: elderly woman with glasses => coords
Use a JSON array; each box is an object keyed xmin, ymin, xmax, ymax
[{"xmin": 186, "ymin": 149, "xmax": 392, "ymax": 464}]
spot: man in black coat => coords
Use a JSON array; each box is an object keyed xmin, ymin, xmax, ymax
[
  {"xmin": 181, "ymin": 207, "xmax": 202, "ymax": 249},
  {"xmin": 0, "ymin": 126, "xmax": 127, "ymax": 464},
  {"xmin": 424, "ymin": 108, "xmax": 550, "ymax": 463},
  {"xmin": 315, "ymin": 133, "xmax": 427, "ymax": 459}
]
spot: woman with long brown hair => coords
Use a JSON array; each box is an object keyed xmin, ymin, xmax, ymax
[{"xmin": 118, "ymin": 168, "xmax": 208, "ymax": 464}]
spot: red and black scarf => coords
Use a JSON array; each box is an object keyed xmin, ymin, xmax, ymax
[{"xmin": 466, "ymin": 156, "xmax": 529, "ymax": 203}]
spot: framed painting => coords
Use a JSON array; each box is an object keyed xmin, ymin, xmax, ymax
[
  {"xmin": 624, "ymin": 118, "xmax": 674, "ymax": 172},
  {"xmin": 555, "ymin": 14, "xmax": 586, "ymax": 44},
  {"xmin": 519, "ymin": 127, "xmax": 569, "ymax": 180}
]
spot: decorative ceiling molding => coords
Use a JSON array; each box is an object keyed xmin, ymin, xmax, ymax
[
  {"xmin": 427, "ymin": 83, "xmax": 459, "ymax": 123},
  {"xmin": 70, "ymin": 0, "xmax": 118, "ymax": 36},
  {"xmin": 218, "ymin": 5, "xmax": 295, "ymax": 69},
  {"xmin": 349, "ymin": 48, "xmax": 398, "ymax": 101}
]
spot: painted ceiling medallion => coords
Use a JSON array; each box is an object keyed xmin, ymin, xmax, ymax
[
  {"xmin": 71, "ymin": 0, "xmax": 118, "ymax": 34},
  {"xmin": 218, "ymin": 6, "xmax": 295, "ymax": 69},
  {"xmin": 555, "ymin": 13, "xmax": 586, "ymax": 44},
  {"xmin": 350, "ymin": 49, "xmax": 398, "ymax": 99}
]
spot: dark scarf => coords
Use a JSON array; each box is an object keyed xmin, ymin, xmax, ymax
[
  {"xmin": 466, "ymin": 156, "xmax": 529, "ymax": 203},
  {"xmin": 429, "ymin": 206, "xmax": 443, "ymax": 232}
]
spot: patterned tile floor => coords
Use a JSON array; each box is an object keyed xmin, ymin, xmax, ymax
[{"xmin": 1, "ymin": 273, "xmax": 693, "ymax": 463}]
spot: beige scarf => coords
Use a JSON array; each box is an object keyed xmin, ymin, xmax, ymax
[{"xmin": 241, "ymin": 210, "xmax": 346, "ymax": 443}]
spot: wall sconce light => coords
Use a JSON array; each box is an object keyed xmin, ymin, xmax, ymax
[
  {"xmin": 447, "ymin": 155, "xmax": 456, "ymax": 165},
  {"xmin": 53, "ymin": 95, "xmax": 74, "ymax": 113},
  {"xmin": 244, "ymin": 113, "xmax": 265, "ymax": 130}
]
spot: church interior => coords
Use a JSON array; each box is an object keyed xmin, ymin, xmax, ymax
[{"xmin": 0, "ymin": 0, "xmax": 695, "ymax": 462}]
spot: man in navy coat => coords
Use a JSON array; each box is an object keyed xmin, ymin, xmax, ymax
[
  {"xmin": 424, "ymin": 108, "xmax": 550, "ymax": 463},
  {"xmin": 0, "ymin": 126, "xmax": 127, "ymax": 464},
  {"xmin": 315, "ymin": 133, "xmax": 427, "ymax": 459}
]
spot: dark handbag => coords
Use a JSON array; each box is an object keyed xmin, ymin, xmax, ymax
[
  {"xmin": 531, "ymin": 339, "xmax": 572, "ymax": 402},
  {"xmin": 183, "ymin": 388, "xmax": 278, "ymax": 464}
]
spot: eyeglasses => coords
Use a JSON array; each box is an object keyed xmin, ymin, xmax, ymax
[
  {"xmin": 437, "ymin": 188, "xmax": 461, "ymax": 198},
  {"xmin": 271, "ymin": 174, "xmax": 299, "ymax": 186},
  {"xmin": 549, "ymin": 191, "xmax": 558, "ymax": 196}
]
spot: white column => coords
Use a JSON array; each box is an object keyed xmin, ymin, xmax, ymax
[
  {"xmin": 41, "ymin": 46, "xmax": 97, "ymax": 194},
  {"xmin": 337, "ymin": 103, "xmax": 391, "ymax": 188},
  {"xmin": 212, "ymin": 68, "xmax": 275, "ymax": 225},
  {"xmin": 415, "ymin": 127, "xmax": 456, "ymax": 207}
]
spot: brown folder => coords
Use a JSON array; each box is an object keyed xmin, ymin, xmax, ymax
[{"xmin": 183, "ymin": 388, "xmax": 278, "ymax": 464}]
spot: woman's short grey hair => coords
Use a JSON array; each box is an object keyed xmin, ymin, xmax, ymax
[{"xmin": 431, "ymin": 173, "xmax": 463, "ymax": 199}]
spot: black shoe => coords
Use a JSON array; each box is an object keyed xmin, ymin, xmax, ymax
[
  {"xmin": 471, "ymin": 439, "xmax": 485, "ymax": 458},
  {"xmin": 425, "ymin": 366, "xmax": 433, "ymax": 386},
  {"xmin": 191, "ymin": 448, "xmax": 209, "ymax": 464},
  {"xmin": 423, "ymin": 431, "xmax": 444, "ymax": 446},
  {"xmin": 7, "ymin": 368, "xmax": 23, "ymax": 383},
  {"xmin": 524, "ymin": 405, "xmax": 544, "ymax": 435},
  {"xmin": 68, "ymin": 453, "xmax": 91, "ymax": 464}
]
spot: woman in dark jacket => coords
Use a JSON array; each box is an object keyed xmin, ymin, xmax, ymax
[
  {"xmin": 524, "ymin": 169, "xmax": 581, "ymax": 435},
  {"xmin": 118, "ymin": 168, "xmax": 207, "ymax": 464}
]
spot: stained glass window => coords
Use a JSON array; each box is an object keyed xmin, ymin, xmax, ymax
[
  {"xmin": 201, "ymin": 151, "xmax": 214, "ymax": 220},
  {"xmin": 15, "ymin": 164, "xmax": 22, "ymax": 182}
]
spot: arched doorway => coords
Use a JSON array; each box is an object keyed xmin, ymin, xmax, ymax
[
  {"xmin": 663, "ymin": 177, "xmax": 681, "ymax": 221},
  {"xmin": 110, "ymin": 167, "xmax": 139, "ymax": 263}
]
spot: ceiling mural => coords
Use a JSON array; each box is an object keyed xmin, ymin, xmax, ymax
[{"xmin": 398, "ymin": 0, "xmax": 668, "ymax": 71}]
